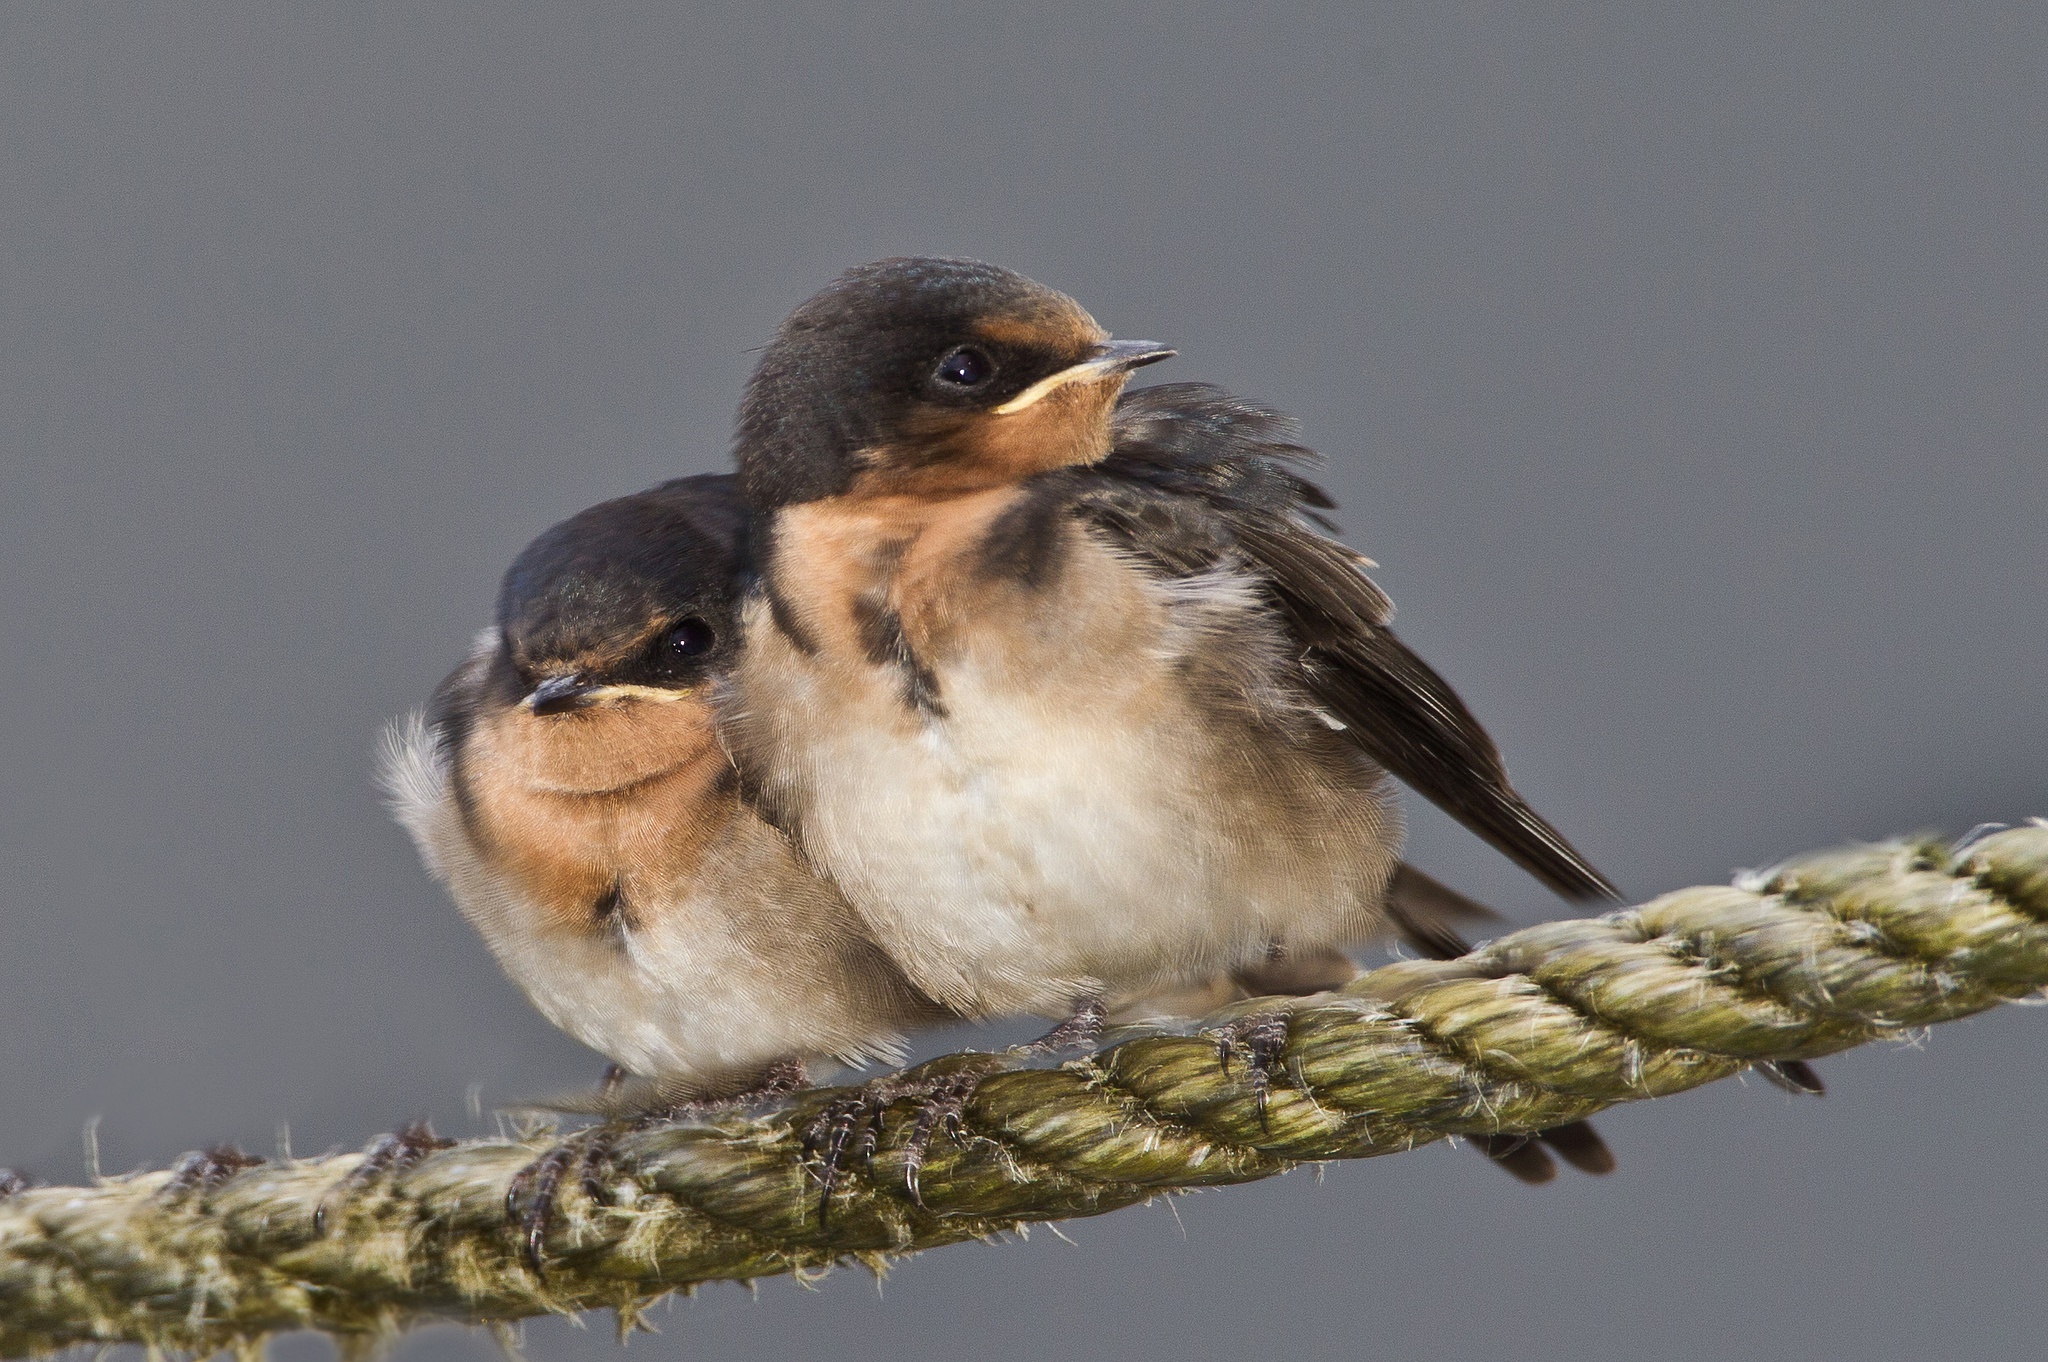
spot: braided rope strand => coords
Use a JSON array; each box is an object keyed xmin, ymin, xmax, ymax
[{"xmin": 2, "ymin": 827, "xmax": 2043, "ymax": 1357}]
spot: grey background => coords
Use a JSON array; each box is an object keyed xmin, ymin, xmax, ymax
[{"xmin": 4, "ymin": 4, "xmax": 2045, "ymax": 1360}]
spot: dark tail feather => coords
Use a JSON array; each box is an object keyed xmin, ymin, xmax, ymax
[
  {"xmin": 1758, "ymin": 1059, "xmax": 1826, "ymax": 1096},
  {"xmin": 1384, "ymin": 863, "xmax": 1499, "ymax": 961},
  {"xmin": 1391, "ymin": 871, "xmax": 1621, "ymax": 1182},
  {"xmin": 1480, "ymin": 1134, "xmax": 1558, "ymax": 1184},
  {"xmin": 1536, "ymin": 1120, "xmax": 1616, "ymax": 1175}
]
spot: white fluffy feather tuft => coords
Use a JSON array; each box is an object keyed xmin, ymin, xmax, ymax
[{"xmin": 377, "ymin": 710, "xmax": 453, "ymax": 879}]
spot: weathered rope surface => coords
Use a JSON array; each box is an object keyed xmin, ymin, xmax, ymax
[{"xmin": 3, "ymin": 827, "xmax": 2045, "ymax": 1357}]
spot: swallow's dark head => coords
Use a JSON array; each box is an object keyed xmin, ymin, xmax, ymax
[
  {"xmin": 735, "ymin": 257, "xmax": 1173, "ymax": 507},
  {"xmin": 487, "ymin": 473, "xmax": 748, "ymax": 718}
]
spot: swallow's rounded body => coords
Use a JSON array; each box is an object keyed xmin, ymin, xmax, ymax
[
  {"xmin": 733, "ymin": 486, "xmax": 1400, "ymax": 1016},
  {"xmin": 387, "ymin": 477, "xmax": 944, "ymax": 1098},
  {"xmin": 728, "ymin": 258, "xmax": 1614, "ymax": 1021}
]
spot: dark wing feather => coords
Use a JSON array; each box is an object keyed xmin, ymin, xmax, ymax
[
  {"xmin": 1085, "ymin": 384, "xmax": 1618, "ymax": 903},
  {"xmin": 1237, "ymin": 517, "xmax": 1617, "ymax": 902}
]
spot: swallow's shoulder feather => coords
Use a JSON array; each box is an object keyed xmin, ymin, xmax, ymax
[
  {"xmin": 985, "ymin": 383, "xmax": 1380, "ymax": 616},
  {"xmin": 974, "ymin": 383, "xmax": 1327, "ymax": 588}
]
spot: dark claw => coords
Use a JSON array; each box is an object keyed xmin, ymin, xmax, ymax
[
  {"xmin": 0, "ymin": 1169, "xmax": 30, "ymax": 1199},
  {"xmin": 578, "ymin": 1130, "xmax": 622, "ymax": 1206},
  {"xmin": 900, "ymin": 1071, "xmax": 982, "ymax": 1207},
  {"xmin": 1757, "ymin": 1059, "xmax": 1826, "ymax": 1096},
  {"xmin": 802, "ymin": 1065, "xmax": 993, "ymax": 1219},
  {"xmin": 801, "ymin": 1090, "xmax": 892, "ymax": 1223},
  {"xmin": 506, "ymin": 1132, "xmax": 603, "ymax": 1276},
  {"xmin": 1480, "ymin": 1132, "xmax": 1558, "ymax": 1183},
  {"xmin": 1535, "ymin": 1120, "xmax": 1616, "ymax": 1175},
  {"xmin": 1212, "ymin": 1011, "xmax": 1292, "ymax": 1122},
  {"xmin": 315, "ymin": 1119, "xmax": 455, "ymax": 1234}
]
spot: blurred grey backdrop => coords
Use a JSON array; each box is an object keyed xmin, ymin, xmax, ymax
[{"xmin": 4, "ymin": 5, "xmax": 2045, "ymax": 1360}]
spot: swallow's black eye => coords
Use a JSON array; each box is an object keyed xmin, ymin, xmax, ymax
[
  {"xmin": 664, "ymin": 617, "xmax": 716, "ymax": 658},
  {"xmin": 934, "ymin": 346, "xmax": 993, "ymax": 387}
]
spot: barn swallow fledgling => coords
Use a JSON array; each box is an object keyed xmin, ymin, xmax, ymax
[
  {"xmin": 728, "ymin": 258, "xmax": 1616, "ymax": 1010},
  {"xmin": 724, "ymin": 257, "xmax": 1627, "ymax": 1179},
  {"xmin": 383, "ymin": 474, "xmax": 950, "ymax": 1108}
]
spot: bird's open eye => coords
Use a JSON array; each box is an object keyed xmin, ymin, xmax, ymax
[
  {"xmin": 664, "ymin": 617, "xmax": 716, "ymax": 658},
  {"xmin": 934, "ymin": 346, "xmax": 994, "ymax": 387}
]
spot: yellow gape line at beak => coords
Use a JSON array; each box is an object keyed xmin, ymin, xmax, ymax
[
  {"xmin": 584, "ymin": 683, "xmax": 697, "ymax": 705},
  {"xmin": 991, "ymin": 339, "xmax": 1177, "ymax": 415},
  {"xmin": 525, "ymin": 674, "xmax": 698, "ymax": 715}
]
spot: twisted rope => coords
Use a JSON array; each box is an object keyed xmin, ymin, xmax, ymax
[{"xmin": 3, "ymin": 827, "xmax": 2045, "ymax": 1357}]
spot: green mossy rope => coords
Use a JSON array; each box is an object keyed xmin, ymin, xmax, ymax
[{"xmin": 3, "ymin": 827, "xmax": 2044, "ymax": 1357}]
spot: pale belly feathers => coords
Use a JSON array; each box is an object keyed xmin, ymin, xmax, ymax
[
  {"xmin": 381, "ymin": 714, "xmax": 918, "ymax": 1091},
  {"xmin": 731, "ymin": 510, "xmax": 1403, "ymax": 1017}
]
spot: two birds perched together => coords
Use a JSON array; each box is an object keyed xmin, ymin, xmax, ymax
[{"xmin": 385, "ymin": 256, "xmax": 1623, "ymax": 1189}]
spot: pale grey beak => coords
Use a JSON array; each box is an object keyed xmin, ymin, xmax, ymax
[{"xmin": 1088, "ymin": 338, "xmax": 1178, "ymax": 372}]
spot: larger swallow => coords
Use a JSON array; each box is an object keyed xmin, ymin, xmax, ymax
[
  {"xmin": 721, "ymin": 258, "xmax": 1634, "ymax": 1180},
  {"xmin": 726, "ymin": 257, "xmax": 1616, "ymax": 1024}
]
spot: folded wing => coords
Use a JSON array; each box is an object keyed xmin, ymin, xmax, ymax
[{"xmin": 1082, "ymin": 383, "xmax": 1617, "ymax": 903}]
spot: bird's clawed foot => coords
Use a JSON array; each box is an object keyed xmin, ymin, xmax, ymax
[
  {"xmin": 508, "ymin": 1058, "xmax": 811, "ymax": 1274},
  {"xmin": 1210, "ymin": 1010, "xmax": 1292, "ymax": 1121},
  {"xmin": 1024, "ymin": 996, "xmax": 1107, "ymax": 1056},
  {"xmin": 801, "ymin": 1061, "xmax": 996, "ymax": 1218},
  {"xmin": 505, "ymin": 1123, "xmax": 617, "ymax": 1275},
  {"xmin": 745, "ymin": 1055, "xmax": 812, "ymax": 1101},
  {"xmin": 158, "ymin": 1144, "xmax": 267, "ymax": 1200},
  {"xmin": 896, "ymin": 1068, "xmax": 988, "ymax": 1207},
  {"xmin": 799, "ymin": 1001, "xmax": 1111, "ymax": 1222},
  {"xmin": 314, "ymin": 1120, "xmax": 455, "ymax": 1232},
  {"xmin": 800, "ymin": 1089, "xmax": 890, "ymax": 1219}
]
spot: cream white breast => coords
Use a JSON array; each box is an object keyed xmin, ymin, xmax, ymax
[
  {"xmin": 383, "ymin": 675, "xmax": 929, "ymax": 1096},
  {"xmin": 729, "ymin": 503, "xmax": 1402, "ymax": 1018}
]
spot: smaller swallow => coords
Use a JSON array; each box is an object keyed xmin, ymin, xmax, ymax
[{"xmin": 383, "ymin": 474, "xmax": 949, "ymax": 1108}]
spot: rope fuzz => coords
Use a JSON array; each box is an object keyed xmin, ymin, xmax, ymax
[{"xmin": 2, "ymin": 827, "xmax": 2043, "ymax": 1357}]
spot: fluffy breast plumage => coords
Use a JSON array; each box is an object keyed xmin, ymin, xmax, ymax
[
  {"xmin": 381, "ymin": 712, "xmax": 929, "ymax": 1094},
  {"xmin": 729, "ymin": 506, "xmax": 1402, "ymax": 1018}
]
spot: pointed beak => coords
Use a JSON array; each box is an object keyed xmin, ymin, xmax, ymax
[
  {"xmin": 526, "ymin": 673, "xmax": 598, "ymax": 716},
  {"xmin": 991, "ymin": 339, "xmax": 1177, "ymax": 415},
  {"xmin": 1086, "ymin": 338, "xmax": 1178, "ymax": 373}
]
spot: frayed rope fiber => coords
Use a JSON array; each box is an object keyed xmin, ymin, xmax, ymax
[{"xmin": 4, "ymin": 827, "xmax": 2046, "ymax": 1357}]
